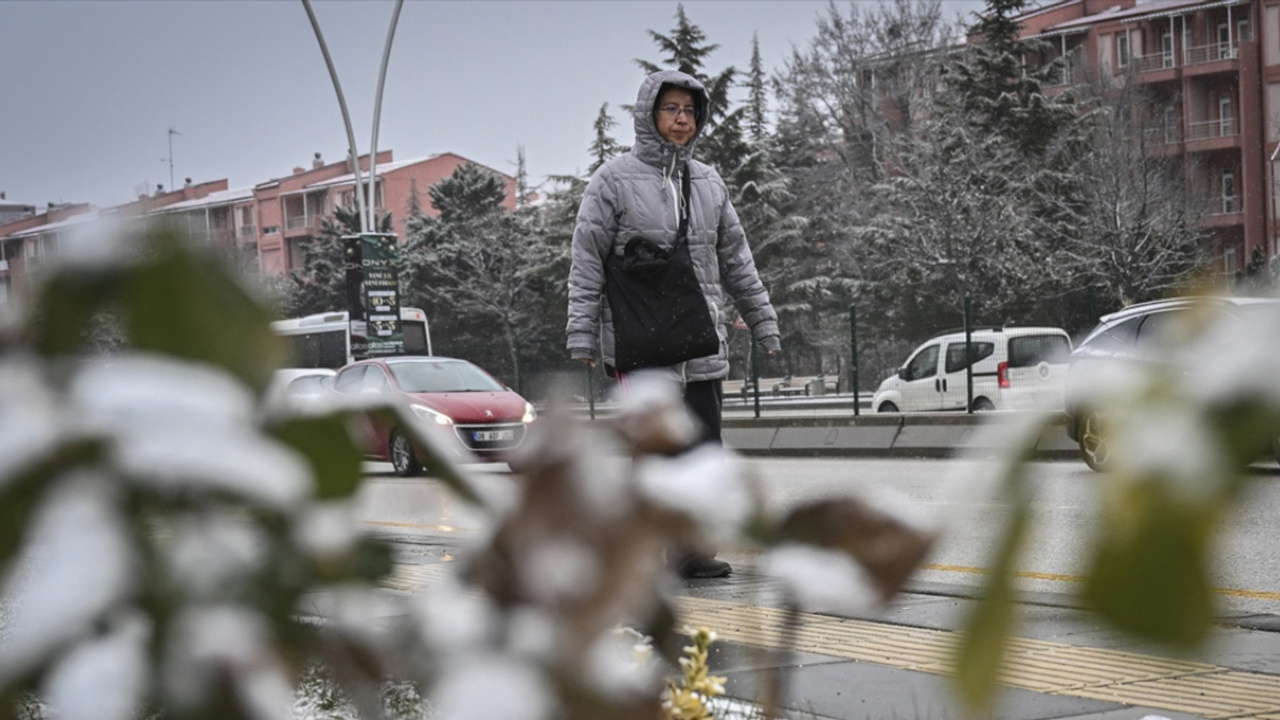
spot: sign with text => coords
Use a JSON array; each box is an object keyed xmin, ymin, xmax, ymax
[{"xmin": 342, "ymin": 233, "xmax": 403, "ymax": 358}]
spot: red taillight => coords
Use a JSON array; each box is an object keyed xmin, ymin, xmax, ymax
[{"xmin": 997, "ymin": 361, "xmax": 1009, "ymax": 389}]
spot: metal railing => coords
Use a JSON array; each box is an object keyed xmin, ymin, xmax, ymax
[
  {"xmin": 1132, "ymin": 51, "xmax": 1177, "ymax": 73},
  {"xmin": 237, "ymin": 224, "xmax": 257, "ymax": 238},
  {"xmin": 1187, "ymin": 118, "xmax": 1238, "ymax": 141},
  {"xmin": 1184, "ymin": 42, "xmax": 1237, "ymax": 66},
  {"xmin": 285, "ymin": 216, "xmax": 314, "ymax": 231},
  {"xmin": 575, "ymin": 298, "xmax": 1026, "ymax": 419}
]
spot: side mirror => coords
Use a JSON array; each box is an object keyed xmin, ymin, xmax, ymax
[{"xmin": 897, "ymin": 366, "xmax": 908, "ymax": 380}]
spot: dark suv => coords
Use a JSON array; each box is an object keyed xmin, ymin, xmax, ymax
[{"xmin": 1065, "ymin": 296, "xmax": 1280, "ymax": 471}]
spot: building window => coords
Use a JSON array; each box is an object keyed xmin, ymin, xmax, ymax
[
  {"xmin": 1269, "ymin": 84, "xmax": 1280, "ymax": 143},
  {"xmin": 236, "ymin": 206, "xmax": 256, "ymax": 238},
  {"xmin": 1217, "ymin": 19, "xmax": 1233, "ymax": 59},
  {"xmin": 287, "ymin": 238, "xmax": 310, "ymax": 272},
  {"xmin": 1238, "ymin": 16, "xmax": 1253, "ymax": 42},
  {"xmin": 1222, "ymin": 169, "xmax": 1238, "ymax": 213},
  {"xmin": 1266, "ymin": 5, "xmax": 1280, "ymax": 65},
  {"xmin": 1162, "ymin": 27, "xmax": 1175, "ymax": 67},
  {"xmin": 262, "ymin": 225, "xmax": 280, "ymax": 235},
  {"xmin": 1220, "ymin": 93, "xmax": 1234, "ymax": 135},
  {"xmin": 1117, "ymin": 33, "xmax": 1130, "ymax": 67},
  {"xmin": 1224, "ymin": 245, "xmax": 1238, "ymax": 275}
]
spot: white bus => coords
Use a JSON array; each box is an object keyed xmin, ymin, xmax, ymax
[{"xmin": 270, "ymin": 307, "xmax": 433, "ymax": 369}]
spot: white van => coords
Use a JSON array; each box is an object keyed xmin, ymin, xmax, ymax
[{"xmin": 872, "ymin": 326, "xmax": 1072, "ymax": 412}]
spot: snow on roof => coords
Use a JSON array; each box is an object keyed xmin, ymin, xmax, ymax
[
  {"xmin": 153, "ymin": 186, "xmax": 255, "ymax": 213},
  {"xmin": 1040, "ymin": 0, "xmax": 1240, "ymax": 32},
  {"xmin": 297, "ymin": 155, "xmax": 444, "ymax": 193},
  {"xmin": 4, "ymin": 210, "xmax": 101, "ymax": 238}
]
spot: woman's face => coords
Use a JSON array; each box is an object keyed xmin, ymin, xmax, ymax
[{"xmin": 654, "ymin": 87, "xmax": 697, "ymax": 147}]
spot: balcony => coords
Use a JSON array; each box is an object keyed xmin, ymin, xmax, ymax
[
  {"xmin": 285, "ymin": 215, "xmax": 319, "ymax": 231},
  {"xmin": 237, "ymin": 224, "xmax": 257, "ymax": 238},
  {"xmin": 1184, "ymin": 42, "xmax": 1237, "ymax": 66},
  {"xmin": 1133, "ymin": 51, "xmax": 1177, "ymax": 74},
  {"xmin": 1187, "ymin": 118, "xmax": 1238, "ymax": 142}
]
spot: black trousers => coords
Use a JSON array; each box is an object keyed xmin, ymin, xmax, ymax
[{"xmin": 683, "ymin": 379, "xmax": 723, "ymax": 446}]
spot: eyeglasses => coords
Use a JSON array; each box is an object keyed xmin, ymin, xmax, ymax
[{"xmin": 658, "ymin": 104, "xmax": 700, "ymax": 120}]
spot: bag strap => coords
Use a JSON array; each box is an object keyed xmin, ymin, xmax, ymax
[{"xmin": 677, "ymin": 163, "xmax": 691, "ymax": 246}]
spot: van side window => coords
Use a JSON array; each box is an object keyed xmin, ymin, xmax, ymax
[
  {"xmin": 1008, "ymin": 335, "xmax": 1071, "ymax": 367},
  {"xmin": 945, "ymin": 342, "xmax": 994, "ymax": 373},
  {"xmin": 903, "ymin": 344, "xmax": 940, "ymax": 381}
]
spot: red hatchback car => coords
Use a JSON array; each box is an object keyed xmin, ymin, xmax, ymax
[{"xmin": 330, "ymin": 356, "xmax": 536, "ymax": 474}]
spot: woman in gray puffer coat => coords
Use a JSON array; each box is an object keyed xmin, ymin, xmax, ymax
[{"xmin": 566, "ymin": 70, "xmax": 781, "ymax": 577}]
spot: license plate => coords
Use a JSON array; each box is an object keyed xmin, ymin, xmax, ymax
[{"xmin": 474, "ymin": 429, "xmax": 514, "ymax": 442}]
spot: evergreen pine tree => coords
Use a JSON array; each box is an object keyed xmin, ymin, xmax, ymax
[
  {"xmin": 587, "ymin": 104, "xmax": 625, "ymax": 174},
  {"xmin": 746, "ymin": 34, "xmax": 769, "ymax": 144},
  {"xmin": 943, "ymin": 0, "xmax": 1078, "ymax": 158}
]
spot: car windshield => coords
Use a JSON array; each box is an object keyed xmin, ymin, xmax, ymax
[{"xmin": 389, "ymin": 361, "xmax": 505, "ymax": 393}]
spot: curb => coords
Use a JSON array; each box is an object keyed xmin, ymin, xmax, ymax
[{"xmin": 721, "ymin": 412, "xmax": 1079, "ymax": 459}]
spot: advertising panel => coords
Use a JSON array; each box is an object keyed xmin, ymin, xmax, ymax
[{"xmin": 342, "ymin": 233, "xmax": 404, "ymax": 358}]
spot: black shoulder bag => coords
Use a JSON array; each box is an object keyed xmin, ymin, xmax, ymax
[{"xmin": 603, "ymin": 166, "xmax": 719, "ymax": 372}]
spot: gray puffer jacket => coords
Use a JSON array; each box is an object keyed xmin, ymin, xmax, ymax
[{"xmin": 566, "ymin": 70, "xmax": 780, "ymax": 381}]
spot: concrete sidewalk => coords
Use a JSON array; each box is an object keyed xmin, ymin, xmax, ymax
[{"xmin": 379, "ymin": 552, "xmax": 1280, "ymax": 720}]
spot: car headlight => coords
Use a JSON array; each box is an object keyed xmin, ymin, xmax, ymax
[
  {"xmin": 411, "ymin": 403, "xmax": 452, "ymax": 426},
  {"xmin": 522, "ymin": 402, "xmax": 537, "ymax": 424}
]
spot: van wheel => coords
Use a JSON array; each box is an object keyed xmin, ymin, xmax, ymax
[
  {"xmin": 1078, "ymin": 411, "xmax": 1111, "ymax": 472},
  {"xmin": 971, "ymin": 398, "xmax": 995, "ymax": 412},
  {"xmin": 390, "ymin": 429, "xmax": 423, "ymax": 477},
  {"xmin": 877, "ymin": 402, "xmax": 899, "ymax": 413}
]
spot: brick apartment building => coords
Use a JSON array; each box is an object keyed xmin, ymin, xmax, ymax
[
  {"xmin": 1016, "ymin": 0, "xmax": 1280, "ymax": 274},
  {"xmin": 0, "ymin": 151, "xmax": 517, "ymax": 310}
]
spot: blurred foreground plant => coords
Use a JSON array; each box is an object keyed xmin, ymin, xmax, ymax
[
  {"xmin": 0, "ymin": 225, "xmax": 939, "ymax": 720},
  {"xmin": 952, "ymin": 294, "xmax": 1280, "ymax": 710}
]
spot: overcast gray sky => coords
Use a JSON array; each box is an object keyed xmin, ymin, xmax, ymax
[{"xmin": 1, "ymin": 1, "xmax": 986, "ymax": 210}]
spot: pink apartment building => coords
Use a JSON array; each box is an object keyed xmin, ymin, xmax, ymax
[
  {"xmin": 0, "ymin": 151, "xmax": 517, "ymax": 309},
  {"xmin": 1016, "ymin": 0, "xmax": 1280, "ymax": 273},
  {"xmin": 241, "ymin": 150, "xmax": 517, "ymax": 274}
]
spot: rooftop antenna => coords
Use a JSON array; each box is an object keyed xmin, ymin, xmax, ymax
[{"xmin": 163, "ymin": 127, "xmax": 182, "ymax": 191}]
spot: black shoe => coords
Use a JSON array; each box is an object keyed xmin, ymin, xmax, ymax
[{"xmin": 678, "ymin": 555, "xmax": 732, "ymax": 579}]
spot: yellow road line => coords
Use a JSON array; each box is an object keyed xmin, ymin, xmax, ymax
[
  {"xmin": 380, "ymin": 564, "xmax": 1280, "ymax": 717},
  {"xmin": 672, "ymin": 595, "xmax": 1280, "ymax": 718},
  {"xmin": 361, "ymin": 519, "xmax": 464, "ymax": 533},
  {"xmin": 924, "ymin": 563, "xmax": 1280, "ymax": 602}
]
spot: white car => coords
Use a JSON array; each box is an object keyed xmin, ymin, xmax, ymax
[
  {"xmin": 872, "ymin": 327, "xmax": 1072, "ymax": 413},
  {"xmin": 262, "ymin": 367, "xmax": 337, "ymax": 415}
]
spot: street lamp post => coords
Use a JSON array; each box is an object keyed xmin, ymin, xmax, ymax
[{"xmin": 300, "ymin": 0, "xmax": 407, "ymax": 358}]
